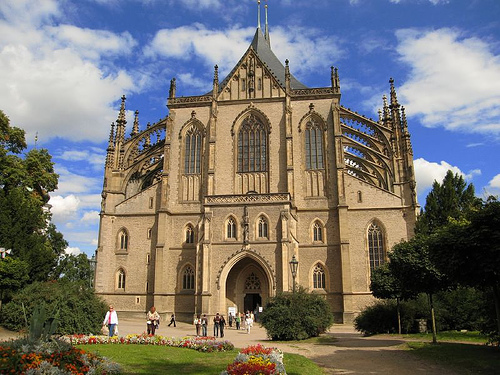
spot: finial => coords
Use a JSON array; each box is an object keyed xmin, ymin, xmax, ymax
[
  {"xmin": 169, "ymin": 78, "xmax": 176, "ymax": 98},
  {"xmin": 401, "ymin": 106, "xmax": 408, "ymax": 128},
  {"xmin": 131, "ymin": 110, "xmax": 139, "ymax": 136},
  {"xmin": 108, "ymin": 122, "xmax": 115, "ymax": 148},
  {"xmin": 191, "ymin": 110, "xmax": 196, "ymax": 119},
  {"xmin": 264, "ymin": 0, "xmax": 270, "ymax": 46},
  {"xmin": 285, "ymin": 59, "xmax": 289, "ymax": 66},
  {"xmin": 378, "ymin": 109, "xmax": 382, "ymax": 123},
  {"xmin": 389, "ymin": 77, "xmax": 399, "ymax": 107},
  {"xmin": 117, "ymin": 95, "xmax": 127, "ymax": 126},
  {"xmin": 257, "ymin": 0, "xmax": 261, "ymax": 29},
  {"xmin": 214, "ymin": 65, "xmax": 219, "ymax": 81},
  {"xmin": 382, "ymin": 94, "xmax": 389, "ymax": 119},
  {"xmin": 309, "ymin": 103, "xmax": 315, "ymax": 112}
]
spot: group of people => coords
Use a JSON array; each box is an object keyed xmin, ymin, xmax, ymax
[{"xmin": 102, "ymin": 305, "xmax": 257, "ymax": 338}]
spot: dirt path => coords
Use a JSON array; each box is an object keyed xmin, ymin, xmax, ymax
[{"xmin": 0, "ymin": 322, "xmax": 457, "ymax": 374}]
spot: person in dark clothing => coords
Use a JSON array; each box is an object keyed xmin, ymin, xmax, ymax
[
  {"xmin": 168, "ymin": 313, "xmax": 176, "ymax": 327},
  {"xmin": 219, "ymin": 315, "xmax": 226, "ymax": 338},
  {"xmin": 228, "ymin": 312, "xmax": 233, "ymax": 328}
]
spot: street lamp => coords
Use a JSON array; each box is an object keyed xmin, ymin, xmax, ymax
[
  {"xmin": 89, "ymin": 254, "xmax": 97, "ymax": 288},
  {"xmin": 0, "ymin": 248, "xmax": 12, "ymax": 259},
  {"xmin": 289, "ymin": 255, "xmax": 299, "ymax": 293}
]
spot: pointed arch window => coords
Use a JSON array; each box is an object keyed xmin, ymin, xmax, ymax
[
  {"xmin": 313, "ymin": 264, "xmax": 326, "ymax": 289},
  {"xmin": 185, "ymin": 225, "xmax": 195, "ymax": 244},
  {"xmin": 119, "ymin": 230, "xmax": 128, "ymax": 251},
  {"xmin": 368, "ymin": 223, "xmax": 385, "ymax": 272},
  {"xmin": 305, "ymin": 120, "xmax": 324, "ymax": 170},
  {"xmin": 117, "ymin": 269, "xmax": 126, "ymax": 290},
  {"xmin": 313, "ymin": 221, "xmax": 323, "ymax": 242},
  {"xmin": 227, "ymin": 217, "xmax": 236, "ymax": 239},
  {"xmin": 244, "ymin": 272, "xmax": 261, "ymax": 290},
  {"xmin": 238, "ymin": 115, "xmax": 268, "ymax": 173},
  {"xmin": 184, "ymin": 126, "xmax": 202, "ymax": 174},
  {"xmin": 182, "ymin": 265, "xmax": 195, "ymax": 290},
  {"xmin": 258, "ymin": 216, "xmax": 268, "ymax": 239}
]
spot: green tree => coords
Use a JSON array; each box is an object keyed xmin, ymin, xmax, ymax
[
  {"xmin": 415, "ymin": 170, "xmax": 479, "ymax": 235},
  {"xmin": 429, "ymin": 198, "xmax": 500, "ymax": 336},
  {"xmin": 54, "ymin": 253, "xmax": 92, "ymax": 283},
  {"xmin": 0, "ymin": 257, "xmax": 29, "ymax": 310},
  {"xmin": 370, "ymin": 263, "xmax": 416, "ymax": 334},
  {"xmin": 0, "ymin": 110, "xmax": 65, "ymax": 282},
  {"xmin": 389, "ymin": 236, "xmax": 448, "ymax": 343}
]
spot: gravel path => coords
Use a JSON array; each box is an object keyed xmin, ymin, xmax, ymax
[{"xmin": 0, "ymin": 321, "xmax": 457, "ymax": 374}]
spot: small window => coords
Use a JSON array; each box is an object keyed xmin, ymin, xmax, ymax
[
  {"xmin": 149, "ymin": 197, "xmax": 154, "ymax": 209},
  {"xmin": 313, "ymin": 221, "xmax": 323, "ymax": 242},
  {"xmin": 186, "ymin": 225, "xmax": 195, "ymax": 244},
  {"xmin": 227, "ymin": 217, "xmax": 236, "ymax": 239},
  {"xmin": 357, "ymin": 191, "xmax": 363, "ymax": 203},
  {"xmin": 119, "ymin": 230, "xmax": 128, "ymax": 251},
  {"xmin": 258, "ymin": 216, "xmax": 268, "ymax": 239},
  {"xmin": 147, "ymin": 228, "xmax": 152, "ymax": 239},
  {"xmin": 117, "ymin": 269, "xmax": 126, "ymax": 289},
  {"xmin": 258, "ymin": 78, "xmax": 262, "ymax": 90},
  {"xmin": 313, "ymin": 264, "xmax": 326, "ymax": 289},
  {"xmin": 241, "ymin": 78, "xmax": 246, "ymax": 91},
  {"xmin": 182, "ymin": 265, "xmax": 195, "ymax": 290},
  {"xmin": 146, "ymin": 253, "xmax": 150, "ymax": 264}
]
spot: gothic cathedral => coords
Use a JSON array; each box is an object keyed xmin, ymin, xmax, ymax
[{"xmin": 94, "ymin": 5, "xmax": 418, "ymax": 323}]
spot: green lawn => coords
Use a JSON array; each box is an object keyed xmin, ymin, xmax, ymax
[
  {"xmin": 78, "ymin": 344, "xmax": 325, "ymax": 375},
  {"xmin": 399, "ymin": 331, "xmax": 488, "ymax": 344},
  {"xmin": 406, "ymin": 341, "xmax": 500, "ymax": 374}
]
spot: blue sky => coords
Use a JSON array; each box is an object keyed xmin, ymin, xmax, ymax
[{"xmin": 1, "ymin": 0, "xmax": 499, "ymax": 257}]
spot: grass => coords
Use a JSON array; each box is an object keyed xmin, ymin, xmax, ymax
[
  {"xmin": 399, "ymin": 331, "xmax": 488, "ymax": 344},
  {"xmin": 78, "ymin": 344, "xmax": 325, "ymax": 375},
  {"xmin": 405, "ymin": 341, "xmax": 500, "ymax": 374}
]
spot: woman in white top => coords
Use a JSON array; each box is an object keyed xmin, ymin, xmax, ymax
[{"xmin": 102, "ymin": 305, "xmax": 119, "ymax": 337}]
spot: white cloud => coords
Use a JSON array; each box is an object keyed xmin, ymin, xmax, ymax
[
  {"xmin": 57, "ymin": 149, "xmax": 106, "ymax": 169},
  {"xmin": 413, "ymin": 158, "xmax": 480, "ymax": 195},
  {"xmin": 484, "ymin": 174, "xmax": 500, "ymax": 198},
  {"xmin": 144, "ymin": 24, "xmax": 343, "ymax": 78},
  {"xmin": 55, "ymin": 166, "xmax": 101, "ymax": 195},
  {"xmin": 178, "ymin": 73, "xmax": 211, "ymax": 92},
  {"xmin": 0, "ymin": 1, "xmax": 138, "ymax": 144},
  {"xmin": 65, "ymin": 246, "xmax": 81, "ymax": 256},
  {"xmin": 49, "ymin": 194, "xmax": 80, "ymax": 219},
  {"xmin": 81, "ymin": 210, "xmax": 100, "ymax": 223},
  {"xmin": 396, "ymin": 28, "xmax": 500, "ymax": 136}
]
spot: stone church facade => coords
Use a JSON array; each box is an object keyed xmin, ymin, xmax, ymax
[{"xmin": 94, "ymin": 9, "xmax": 418, "ymax": 323}]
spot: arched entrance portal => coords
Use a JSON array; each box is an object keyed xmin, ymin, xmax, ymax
[{"xmin": 225, "ymin": 257, "xmax": 270, "ymax": 315}]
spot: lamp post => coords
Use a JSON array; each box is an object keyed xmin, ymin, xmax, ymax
[
  {"xmin": 289, "ymin": 255, "xmax": 299, "ymax": 293},
  {"xmin": 89, "ymin": 254, "xmax": 97, "ymax": 288},
  {"xmin": 0, "ymin": 248, "xmax": 12, "ymax": 259}
]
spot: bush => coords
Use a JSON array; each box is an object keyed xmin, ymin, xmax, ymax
[
  {"xmin": 0, "ymin": 280, "xmax": 107, "ymax": 335},
  {"xmin": 354, "ymin": 296, "xmax": 429, "ymax": 335},
  {"xmin": 260, "ymin": 288, "xmax": 333, "ymax": 340}
]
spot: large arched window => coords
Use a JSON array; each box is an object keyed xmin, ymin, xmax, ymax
[
  {"xmin": 182, "ymin": 265, "xmax": 195, "ymax": 290},
  {"xmin": 185, "ymin": 225, "xmax": 195, "ymax": 244},
  {"xmin": 313, "ymin": 221, "xmax": 323, "ymax": 242},
  {"xmin": 227, "ymin": 217, "xmax": 237, "ymax": 239},
  {"xmin": 305, "ymin": 120, "xmax": 324, "ymax": 170},
  {"xmin": 184, "ymin": 127, "xmax": 202, "ymax": 174},
  {"xmin": 258, "ymin": 216, "xmax": 268, "ymax": 239},
  {"xmin": 312, "ymin": 263, "xmax": 326, "ymax": 289},
  {"xmin": 119, "ymin": 230, "xmax": 128, "ymax": 251},
  {"xmin": 238, "ymin": 115, "xmax": 268, "ymax": 172},
  {"xmin": 116, "ymin": 269, "xmax": 126, "ymax": 289},
  {"xmin": 368, "ymin": 223, "xmax": 385, "ymax": 272}
]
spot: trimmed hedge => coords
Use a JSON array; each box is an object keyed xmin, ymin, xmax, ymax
[{"xmin": 260, "ymin": 289, "xmax": 334, "ymax": 341}]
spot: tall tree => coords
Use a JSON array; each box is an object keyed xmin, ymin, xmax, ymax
[
  {"xmin": 0, "ymin": 110, "xmax": 65, "ymax": 282},
  {"xmin": 429, "ymin": 198, "xmax": 500, "ymax": 336},
  {"xmin": 415, "ymin": 170, "xmax": 479, "ymax": 235},
  {"xmin": 389, "ymin": 236, "xmax": 448, "ymax": 343},
  {"xmin": 0, "ymin": 257, "xmax": 29, "ymax": 310}
]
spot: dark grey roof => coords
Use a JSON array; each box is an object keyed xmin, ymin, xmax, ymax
[
  {"xmin": 209, "ymin": 28, "xmax": 308, "ymax": 95},
  {"xmin": 249, "ymin": 28, "xmax": 308, "ymax": 90}
]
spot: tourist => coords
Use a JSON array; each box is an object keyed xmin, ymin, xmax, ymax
[
  {"xmin": 201, "ymin": 314, "xmax": 208, "ymax": 336},
  {"xmin": 168, "ymin": 313, "xmax": 176, "ymax": 327},
  {"xmin": 194, "ymin": 314, "xmax": 201, "ymax": 336},
  {"xmin": 102, "ymin": 305, "xmax": 118, "ymax": 337},
  {"xmin": 213, "ymin": 312, "xmax": 221, "ymax": 337},
  {"xmin": 228, "ymin": 312, "xmax": 233, "ymax": 328},
  {"xmin": 245, "ymin": 314, "xmax": 253, "ymax": 334},
  {"xmin": 146, "ymin": 306, "xmax": 160, "ymax": 335},
  {"xmin": 235, "ymin": 313, "xmax": 241, "ymax": 330},
  {"xmin": 219, "ymin": 314, "xmax": 226, "ymax": 338}
]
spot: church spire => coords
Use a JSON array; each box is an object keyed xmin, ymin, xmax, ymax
[
  {"xmin": 257, "ymin": 0, "xmax": 261, "ymax": 29},
  {"xmin": 131, "ymin": 110, "xmax": 139, "ymax": 137},
  {"xmin": 389, "ymin": 77, "xmax": 399, "ymax": 108},
  {"xmin": 264, "ymin": 1, "xmax": 270, "ymax": 46}
]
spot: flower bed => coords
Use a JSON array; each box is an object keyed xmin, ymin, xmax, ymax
[
  {"xmin": 0, "ymin": 339, "xmax": 120, "ymax": 374},
  {"xmin": 65, "ymin": 333, "xmax": 234, "ymax": 352},
  {"xmin": 222, "ymin": 344, "xmax": 286, "ymax": 375}
]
